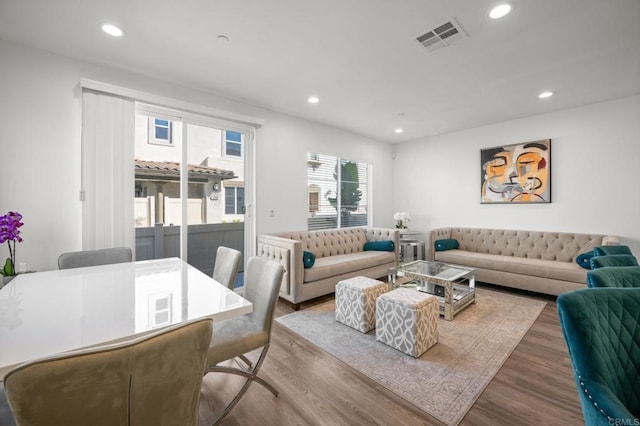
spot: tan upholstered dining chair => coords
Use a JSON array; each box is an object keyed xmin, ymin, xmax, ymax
[
  {"xmin": 57, "ymin": 247, "xmax": 133, "ymax": 269},
  {"xmin": 205, "ymin": 256, "xmax": 284, "ymax": 424},
  {"xmin": 212, "ymin": 246, "xmax": 242, "ymax": 290},
  {"xmin": 3, "ymin": 318, "xmax": 213, "ymax": 426}
]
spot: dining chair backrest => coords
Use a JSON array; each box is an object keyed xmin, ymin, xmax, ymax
[
  {"xmin": 212, "ymin": 246, "xmax": 242, "ymax": 290},
  {"xmin": 244, "ymin": 256, "xmax": 284, "ymax": 338},
  {"xmin": 58, "ymin": 247, "xmax": 133, "ymax": 270},
  {"xmin": 4, "ymin": 318, "xmax": 213, "ymax": 426},
  {"xmin": 587, "ymin": 266, "xmax": 640, "ymax": 288}
]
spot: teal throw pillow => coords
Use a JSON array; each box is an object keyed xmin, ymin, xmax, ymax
[
  {"xmin": 576, "ymin": 251, "xmax": 595, "ymax": 270},
  {"xmin": 590, "ymin": 254, "xmax": 639, "ymax": 269},
  {"xmin": 593, "ymin": 245, "xmax": 632, "ymax": 256},
  {"xmin": 435, "ymin": 239, "xmax": 459, "ymax": 251},
  {"xmin": 363, "ymin": 240, "xmax": 395, "ymax": 252},
  {"xmin": 303, "ymin": 251, "xmax": 315, "ymax": 269}
]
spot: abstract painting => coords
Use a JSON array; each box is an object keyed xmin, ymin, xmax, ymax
[{"xmin": 480, "ymin": 139, "xmax": 551, "ymax": 203}]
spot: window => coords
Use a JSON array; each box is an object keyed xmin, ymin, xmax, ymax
[
  {"xmin": 307, "ymin": 153, "xmax": 369, "ymax": 230},
  {"xmin": 224, "ymin": 130, "xmax": 243, "ymax": 157},
  {"xmin": 225, "ymin": 186, "xmax": 245, "ymax": 215},
  {"xmin": 148, "ymin": 117, "xmax": 173, "ymax": 145}
]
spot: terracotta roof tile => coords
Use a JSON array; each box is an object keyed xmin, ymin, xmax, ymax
[{"xmin": 134, "ymin": 160, "xmax": 236, "ymax": 179}]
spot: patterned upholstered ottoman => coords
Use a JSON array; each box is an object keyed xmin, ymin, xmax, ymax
[
  {"xmin": 376, "ymin": 288, "xmax": 439, "ymax": 357},
  {"xmin": 335, "ymin": 276, "xmax": 388, "ymax": 333}
]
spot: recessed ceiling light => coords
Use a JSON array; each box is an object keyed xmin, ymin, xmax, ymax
[
  {"xmin": 394, "ymin": 128, "xmax": 404, "ymax": 134},
  {"xmin": 308, "ymin": 96, "xmax": 319, "ymax": 104},
  {"xmin": 489, "ymin": 4, "xmax": 512, "ymax": 19},
  {"xmin": 101, "ymin": 23, "xmax": 124, "ymax": 37},
  {"xmin": 538, "ymin": 91, "xmax": 553, "ymax": 99}
]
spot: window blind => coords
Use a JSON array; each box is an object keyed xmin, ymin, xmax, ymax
[{"xmin": 81, "ymin": 89, "xmax": 135, "ymax": 251}]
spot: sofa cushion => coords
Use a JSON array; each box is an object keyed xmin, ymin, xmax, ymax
[
  {"xmin": 363, "ymin": 240, "xmax": 395, "ymax": 252},
  {"xmin": 303, "ymin": 251, "xmax": 396, "ymax": 283},
  {"xmin": 435, "ymin": 239, "xmax": 459, "ymax": 251},
  {"xmin": 435, "ymin": 249, "xmax": 587, "ymax": 284}
]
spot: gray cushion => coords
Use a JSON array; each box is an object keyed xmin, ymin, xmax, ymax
[{"xmin": 206, "ymin": 315, "xmax": 268, "ymax": 366}]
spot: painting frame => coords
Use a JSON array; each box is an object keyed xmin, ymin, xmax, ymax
[{"xmin": 480, "ymin": 139, "xmax": 551, "ymax": 204}]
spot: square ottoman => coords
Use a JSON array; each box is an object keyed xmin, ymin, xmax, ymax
[
  {"xmin": 335, "ymin": 276, "xmax": 388, "ymax": 333},
  {"xmin": 376, "ymin": 288, "xmax": 439, "ymax": 357}
]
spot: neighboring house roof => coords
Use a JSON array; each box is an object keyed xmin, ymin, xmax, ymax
[{"xmin": 135, "ymin": 160, "xmax": 237, "ymax": 182}]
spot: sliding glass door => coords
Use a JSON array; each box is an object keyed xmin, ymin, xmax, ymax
[
  {"xmin": 133, "ymin": 104, "xmax": 254, "ymax": 281},
  {"xmin": 184, "ymin": 122, "xmax": 246, "ymax": 277}
]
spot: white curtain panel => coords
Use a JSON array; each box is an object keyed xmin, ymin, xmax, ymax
[{"xmin": 81, "ymin": 89, "xmax": 135, "ymax": 251}]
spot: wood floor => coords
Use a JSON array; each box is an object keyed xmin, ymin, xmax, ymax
[{"xmin": 198, "ymin": 284, "xmax": 584, "ymax": 425}]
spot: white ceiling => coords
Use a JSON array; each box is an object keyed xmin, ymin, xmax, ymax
[{"xmin": 1, "ymin": 0, "xmax": 639, "ymax": 142}]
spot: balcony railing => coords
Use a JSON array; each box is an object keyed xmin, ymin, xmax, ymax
[{"xmin": 135, "ymin": 222, "xmax": 244, "ymax": 277}]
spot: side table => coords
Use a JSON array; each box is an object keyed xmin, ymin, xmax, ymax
[{"xmin": 399, "ymin": 240, "xmax": 425, "ymax": 263}]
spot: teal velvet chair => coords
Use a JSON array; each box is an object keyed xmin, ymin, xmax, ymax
[
  {"xmin": 557, "ymin": 288, "xmax": 640, "ymax": 425},
  {"xmin": 590, "ymin": 254, "xmax": 638, "ymax": 270},
  {"xmin": 592, "ymin": 245, "xmax": 633, "ymax": 257},
  {"xmin": 587, "ymin": 266, "xmax": 640, "ymax": 288}
]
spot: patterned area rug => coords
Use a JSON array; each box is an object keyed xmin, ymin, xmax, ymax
[{"xmin": 276, "ymin": 288, "xmax": 546, "ymax": 425}]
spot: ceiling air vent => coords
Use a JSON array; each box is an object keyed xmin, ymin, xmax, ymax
[{"xmin": 416, "ymin": 18, "xmax": 467, "ymax": 52}]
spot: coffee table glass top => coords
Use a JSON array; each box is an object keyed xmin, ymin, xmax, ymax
[
  {"xmin": 390, "ymin": 260, "xmax": 476, "ymax": 320},
  {"xmin": 395, "ymin": 260, "xmax": 475, "ymax": 282}
]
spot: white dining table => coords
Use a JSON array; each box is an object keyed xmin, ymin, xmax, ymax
[{"xmin": 0, "ymin": 257, "xmax": 252, "ymax": 379}]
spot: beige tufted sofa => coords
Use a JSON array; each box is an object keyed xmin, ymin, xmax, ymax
[
  {"xmin": 427, "ymin": 227, "xmax": 619, "ymax": 295},
  {"xmin": 257, "ymin": 227, "xmax": 399, "ymax": 309}
]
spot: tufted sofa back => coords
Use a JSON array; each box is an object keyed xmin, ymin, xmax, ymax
[
  {"xmin": 274, "ymin": 228, "xmax": 368, "ymax": 258},
  {"xmin": 437, "ymin": 227, "xmax": 611, "ymax": 263}
]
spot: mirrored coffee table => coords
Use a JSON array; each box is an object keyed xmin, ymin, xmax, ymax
[{"xmin": 388, "ymin": 260, "xmax": 476, "ymax": 320}]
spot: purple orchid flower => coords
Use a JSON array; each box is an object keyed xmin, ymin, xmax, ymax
[{"xmin": 1, "ymin": 211, "xmax": 24, "ymax": 276}]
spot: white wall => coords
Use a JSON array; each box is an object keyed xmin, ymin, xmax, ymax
[
  {"xmin": 393, "ymin": 95, "xmax": 640, "ymax": 254},
  {"xmin": 0, "ymin": 39, "xmax": 393, "ymax": 272},
  {"xmin": 256, "ymin": 112, "xmax": 394, "ymax": 235}
]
